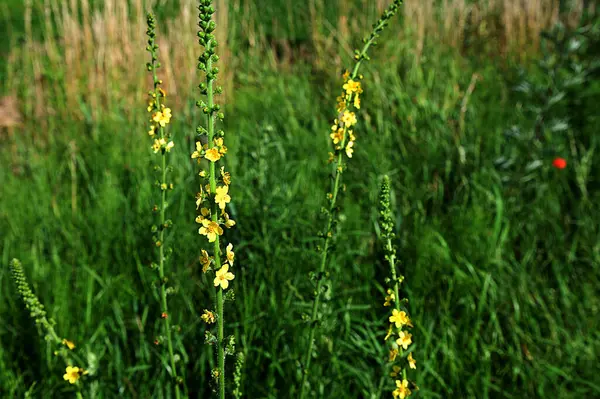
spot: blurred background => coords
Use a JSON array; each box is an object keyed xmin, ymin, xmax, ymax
[{"xmin": 1, "ymin": 0, "xmax": 599, "ymax": 398}]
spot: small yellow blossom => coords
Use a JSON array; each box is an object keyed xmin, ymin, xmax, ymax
[
  {"xmin": 396, "ymin": 330, "xmax": 412, "ymax": 350},
  {"xmin": 392, "ymin": 379, "xmax": 411, "ymax": 399},
  {"xmin": 148, "ymin": 125, "xmax": 156, "ymax": 136},
  {"xmin": 160, "ymin": 183, "xmax": 167, "ymax": 190},
  {"xmin": 220, "ymin": 166, "xmax": 231, "ymax": 185},
  {"xmin": 62, "ymin": 339, "xmax": 75, "ymax": 350},
  {"xmin": 336, "ymin": 94, "xmax": 346, "ymax": 112},
  {"xmin": 353, "ymin": 94, "xmax": 361, "ymax": 109},
  {"xmin": 199, "ymin": 170, "xmax": 207, "ymax": 177},
  {"xmin": 152, "ymin": 107, "xmax": 172, "ymax": 127},
  {"xmin": 384, "ymin": 324, "xmax": 394, "ymax": 341},
  {"xmin": 390, "ymin": 365, "xmax": 401, "ymax": 377},
  {"xmin": 389, "ymin": 309, "xmax": 410, "ymax": 328},
  {"xmin": 223, "ymin": 212, "xmax": 236, "ymax": 228},
  {"xmin": 328, "ymin": 152, "xmax": 335, "ymax": 163},
  {"xmin": 191, "ymin": 141, "xmax": 204, "ymax": 159},
  {"xmin": 226, "ymin": 243, "xmax": 234, "ymax": 266},
  {"xmin": 408, "ymin": 352, "xmax": 416, "ymax": 369},
  {"xmin": 384, "ymin": 288, "xmax": 395, "ymax": 306},
  {"xmin": 158, "ymin": 88, "xmax": 166, "ymax": 98},
  {"xmin": 215, "ymin": 185, "xmax": 231, "ymax": 210},
  {"xmin": 342, "ymin": 111, "xmax": 357, "ymax": 127},
  {"xmin": 63, "ymin": 366, "xmax": 82, "ymax": 384},
  {"xmin": 147, "ymin": 101, "xmax": 155, "ymax": 112},
  {"xmin": 330, "ymin": 128, "xmax": 344, "ymax": 145},
  {"xmin": 200, "ymin": 249, "xmax": 212, "ymax": 272},
  {"xmin": 201, "ymin": 309, "xmax": 216, "ymax": 324},
  {"xmin": 214, "ymin": 264, "xmax": 235, "ymax": 290},
  {"xmin": 205, "ymin": 147, "xmax": 222, "ymax": 162},
  {"xmin": 165, "ymin": 141, "xmax": 174, "ymax": 152},
  {"xmin": 342, "ymin": 79, "xmax": 361, "ymax": 95},
  {"xmin": 199, "ymin": 219, "xmax": 223, "ymax": 242},
  {"xmin": 345, "ymin": 141, "xmax": 354, "ymax": 158},
  {"xmin": 195, "ymin": 190, "xmax": 205, "ymax": 209},
  {"xmin": 342, "ymin": 70, "xmax": 350, "ymax": 81},
  {"xmin": 389, "ymin": 348, "xmax": 399, "ymax": 362}
]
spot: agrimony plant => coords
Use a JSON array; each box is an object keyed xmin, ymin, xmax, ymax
[
  {"xmin": 145, "ymin": 13, "xmax": 181, "ymax": 398},
  {"xmin": 194, "ymin": 1, "xmax": 237, "ymax": 397},
  {"xmin": 379, "ymin": 176, "xmax": 417, "ymax": 398},
  {"xmin": 10, "ymin": 259, "xmax": 88, "ymax": 397},
  {"xmin": 299, "ymin": 2, "xmax": 404, "ymax": 397}
]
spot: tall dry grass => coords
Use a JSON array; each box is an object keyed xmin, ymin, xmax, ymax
[{"xmin": 5, "ymin": 0, "xmax": 593, "ymax": 122}]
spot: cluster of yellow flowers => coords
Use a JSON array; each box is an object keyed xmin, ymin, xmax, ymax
[
  {"xmin": 147, "ymin": 90, "xmax": 174, "ymax": 154},
  {"xmin": 329, "ymin": 71, "xmax": 363, "ymax": 160},
  {"xmin": 193, "ymin": 137, "xmax": 236, "ymax": 293},
  {"xmin": 385, "ymin": 293, "xmax": 417, "ymax": 398}
]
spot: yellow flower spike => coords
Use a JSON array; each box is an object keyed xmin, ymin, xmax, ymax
[
  {"xmin": 205, "ymin": 147, "xmax": 222, "ymax": 162},
  {"xmin": 215, "ymin": 185, "xmax": 231, "ymax": 210},
  {"xmin": 392, "ymin": 379, "xmax": 411, "ymax": 399},
  {"xmin": 390, "ymin": 365, "xmax": 401, "ymax": 377},
  {"xmin": 213, "ymin": 264, "xmax": 235, "ymax": 290},
  {"xmin": 389, "ymin": 309, "xmax": 410, "ymax": 328},
  {"xmin": 200, "ymin": 249, "xmax": 212, "ymax": 272},
  {"xmin": 226, "ymin": 243, "xmax": 234, "ymax": 266},
  {"xmin": 408, "ymin": 352, "xmax": 416, "ymax": 369},
  {"xmin": 199, "ymin": 219, "xmax": 224, "ymax": 242},
  {"xmin": 201, "ymin": 309, "xmax": 216, "ymax": 324},
  {"xmin": 342, "ymin": 110, "xmax": 357, "ymax": 127},
  {"xmin": 396, "ymin": 330, "xmax": 413, "ymax": 350},
  {"xmin": 62, "ymin": 339, "xmax": 75, "ymax": 350},
  {"xmin": 63, "ymin": 366, "xmax": 82, "ymax": 384}
]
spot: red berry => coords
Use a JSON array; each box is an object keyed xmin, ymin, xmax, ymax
[{"xmin": 552, "ymin": 157, "xmax": 567, "ymax": 169}]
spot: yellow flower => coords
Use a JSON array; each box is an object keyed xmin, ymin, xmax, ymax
[
  {"xmin": 152, "ymin": 139, "xmax": 162, "ymax": 153},
  {"xmin": 336, "ymin": 94, "xmax": 346, "ymax": 112},
  {"xmin": 63, "ymin": 366, "xmax": 81, "ymax": 384},
  {"xmin": 158, "ymin": 88, "xmax": 167, "ymax": 98},
  {"xmin": 191, "ymin": 141, "xmax": 203, "ymax": 159},
  {"xmin": 214, "ymin": 264, "xmax": 235, "ymax": 290},
  {"xmin": 226, "ymin": 243, "xmax": 234, "ymax": 266},
  {"xmin": 396, "ymin": 331, "xmax": 412, "ymax": 350},
  {"xmin": 215, "ymin": 185, "xmax": 231, "ymax": 210},
  {"xmin": 205, "ymin": 147, "xmax": 222, "ymax": 162},
  {"xmin": 148, "ymin": 125, "xmax": 156, "ymax": 136},
  {"xmin": 389, "ymin": 309, "xmax": 410, "ymax": 328},
  {"xmin": 353, "ymin": 93, "xmax": 361, "ymax": 109},
  {"xmin": 165, "ymin": 141, "xmax": 174, "ymax": 152},
  {"xmin": 390, "ymin": 365, "xmax": 401, "ymax": 377},
  {"xmin": 342, "ymin": 69, "xmax": 350, "ymax": 81},
  {"xmin": 392, "ymin": 379, "xmax": 411, "ymax": 399},
  {"xmin": 147, "ymin": 100, "xmax": 155, "ymax": 113},
  {"xmin": 214, "ymin": 137, "xmax": 224, "ymax": 147},
  {"xmin": 223, "ymin": 212, "xmax": 236, "ymax": 228},
  {"xmin": 384, "ymin": 324, "xmax": 394, "ymax": 341},
  {"xmin": 199, "ymin": 170, "xmax": 207, "ymax": 177},
  {"xmin": 200, "ymin": 249, "xmax": 212, "ymax": 272},
  {"xmin": 384, "ymin": 288, "xmax": 395, "ymax": 306},
  {"xmin": 342, "ymin": 110, "xmax": 357, "ymax": 127},
  {"xmin": 342, "ymin": 79, "xmax": 361, "ymax": 95},
  {"xmin": 201, "ymin": 309, "xmax": 216, "ymax": 324},
  {"xmin": 345, "ymin": 141, "xmax": 354, "ymax": 158},
  {"xmin": 195, "ymin": 190, "xmax": 205, "ymax": 209},
  {"xmin": 330, "ymin": 128, "xmax": 344, "ymax": 145},
  {"xmin": 199, "ymin": 219, "xmax": 223, "ymax": 242},
  {"xmin": 220, "ymin": 166, "xmax": 231, "ymax": 185},
  {"xmin": 408, "ymin": 352, "xmax": 416, "ymax": 369},
  {"xmin": 389, "ymin": 348, "xmax": 399, "ymax": 362},
  {"xmin": 152, "ymin": 108, "xmax": 172, "ymax": 127},
  {"xmin": 62, "ymin": 339, "xmax": 75, "ymax": 350}
]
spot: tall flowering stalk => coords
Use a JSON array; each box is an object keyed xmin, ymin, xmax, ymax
[
  {"xmin": 10, "ymin": 259, "xmax": 87, "ymax": 397},
  {"xmin": 194, "ymin": 1, "xmax": 237, "ymax": 398},
  {"xmin": 299, "ymin": 2, "xmax": 403, "ymax": 397},
  {"xmin": 379, "ymin": 176, "xmax": 417, "ymax": 398},
  {"xmin": 145, "ymin": 13, "xmax": 181, "ymax": 399}
]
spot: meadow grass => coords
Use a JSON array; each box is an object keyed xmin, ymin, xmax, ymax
[{"xmin": 1, "ymin": 1, "xmax": 599, "ymax": 398}]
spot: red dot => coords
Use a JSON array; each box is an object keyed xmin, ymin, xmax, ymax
[{"xmin": 552, "ymin": 157, "xmax": 567, "ymax": 169}]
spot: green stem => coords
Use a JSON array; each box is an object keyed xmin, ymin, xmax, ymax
[
  {"xmin": 205, "ymin": 40, "xmax": 226, "ymax": 399},
  {"xmin": 152, "ymin": 63, "xmax": 181, "ymax": 399}
]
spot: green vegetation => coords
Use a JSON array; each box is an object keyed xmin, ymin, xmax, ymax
[{"xmin": 1, "ymin": 1, "xmax": 599, "ymax": 398}]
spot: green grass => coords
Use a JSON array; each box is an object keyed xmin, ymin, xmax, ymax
[{"xmin": 1, "ymin": 2, "xmax": 600, "ymax": 399}]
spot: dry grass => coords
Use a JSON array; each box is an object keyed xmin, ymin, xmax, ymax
[{"xmin": 5, "ymin": 0, "xmax": 593, "ymax": 121}]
